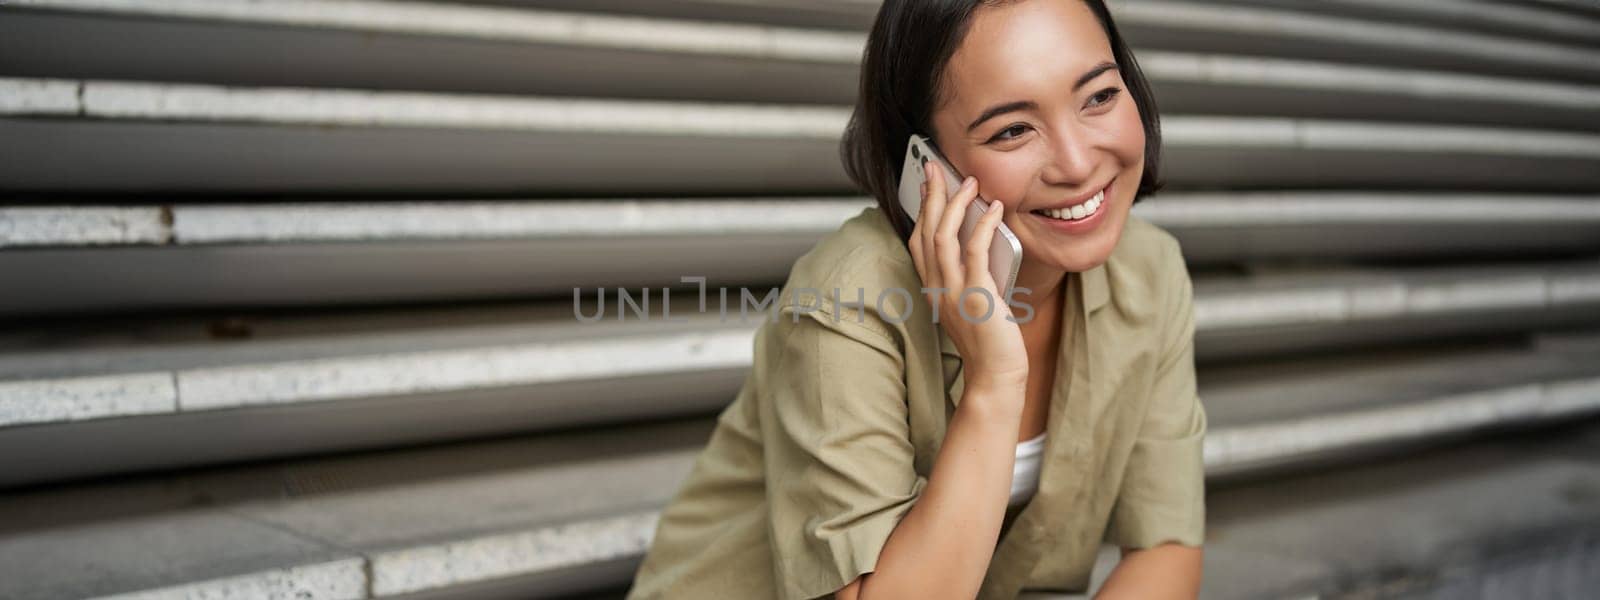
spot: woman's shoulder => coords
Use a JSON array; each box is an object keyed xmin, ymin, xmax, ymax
[
  {"xmin": 793, "ymin": 204, "xmax": 912, "ymax": 272},
  {"xmin": 1102, "ymin": 212, "xmax": 1191, "ymax": 317},
  {"xmin": 774, "ymin": 206, "xmax": 922, "ymax": 342},
  {"xmin": 1112, "ymin": 211, "xmax": 1184, "ymax": 274},
  {"xmin": 784, "ymin": 206, "xmax": 919, "ymax": 300}
]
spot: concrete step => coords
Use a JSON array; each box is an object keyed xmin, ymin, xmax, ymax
[
  {"xmin": 1199, "ymin": 331, "xmax": 1600, "ymax": 478},
  {"xmin": 1528, "ymin": 0, "xmax": 1600, "ymax": 20},
  {"xmin": 0, "ymin": 301, "xmax": 752, "ymax": 488},
  {"xmin": 1038, "ymin": 421, "xmax": 1600, "ymax": 599},
  {"xmin": 1, "ymin": 262, "xmax": 1596, "ymax": 487},
  {"xmin": 1198, "ymin": 418, "xmax": 1600, "ymax": 599},
  {"xmin": 0, "ymin": 0, "xmax": 865, "ymax": 104},
  {"xmin": 0, "ymin": 199, "xmax": 870, "ymax": 315},
  {"xmin": 1, "ymin": 335, "xmax": 1597, "ymax": 599},
  {"xmin": 454, "ymin": 0, "xmax": 1600, "ymax": 55},
  {"xmin": 1140, "ymin": 192, "xmax": 1600, "ymax": 264},
  {"xmin": 466, "ymin": 0, "xmax": 879, "ymax": 30},
  {"xmin": 1190, "ymin": 260, "xmax": 1600, "ymax": 362},
  {"xmin": 1201, "ymin": 0, "xmax": 1600, "ymax": 47},
  {"xmin": 4, "ymin": 78, "xmax": 1599, "ymax": 196},
  {"xmin": 1139, "ymin": 51, "xmax": 1600, "ymax": 132},
  {"xmin": 0, "ymin": 416, "xmax": 713, "ymax": 600},
  {"xmin": 1112, "ymin": 0, "xmax": 1600, "ymax": 84},
  {"xmin": 4, "ymin": 195, "xmax": 1598, "ymax": 315},
  {"xmin": 6, "ymin": 4, "xmax": 1600, "ymax": 127}
]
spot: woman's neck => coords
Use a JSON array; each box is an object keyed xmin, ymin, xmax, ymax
[{"xmin": 1011, "ymin": 258, "xmax": 1068, "ymax": 322}]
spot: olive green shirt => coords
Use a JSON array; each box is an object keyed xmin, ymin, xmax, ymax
[{"xmin": 628, "ymin": 206, "xmax": 1206, "ymax": 600}]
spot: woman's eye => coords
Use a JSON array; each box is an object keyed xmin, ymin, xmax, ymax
[
  {"xmin": 1088, "ymin": 87, "xmax": 1122, "ymax": 108},
  {"xmin": 988, "ymin": 124, "xmax": 1030, "ymax": 143}
]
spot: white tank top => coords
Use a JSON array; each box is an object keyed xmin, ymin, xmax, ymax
[{"xmin": 1008, "ymin": 431, "xmax": 1048, "ymax": 506}]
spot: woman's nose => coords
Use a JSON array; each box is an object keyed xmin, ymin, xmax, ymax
[{"xmin": 1041, "ymin": 131, "xmax": 1097, "ymax": 186}]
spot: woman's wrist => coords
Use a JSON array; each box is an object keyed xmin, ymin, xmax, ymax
[
  {"xmin": 966, "ymin": 367, "xmax": 1029, "ymax": 398},
  {"xmin": 956, "ymin": 376, "xmax": 1028, "ymax": 421}
]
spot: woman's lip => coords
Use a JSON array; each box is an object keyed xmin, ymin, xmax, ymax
[
  {"xmin": 1032, "ymin": 182, "xmax": 1110, "ymax": 212},
  {"xmin": 1027, "ymin": 179, "xmax": 1111, "ymax": 234}
]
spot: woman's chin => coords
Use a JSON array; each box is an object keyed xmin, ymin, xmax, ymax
[
  {"xmin": 1033, "ymin": 252, "xmax": 1108, "ymax": 274},
  {"xmin": 1018, "ymin": 222, "xmax": 1124, "ymax": 273}
]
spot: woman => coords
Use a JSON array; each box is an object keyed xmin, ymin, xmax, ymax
[{"xmin": 627, "ymin": 1, "xmax": 1205, "ymax": 598}]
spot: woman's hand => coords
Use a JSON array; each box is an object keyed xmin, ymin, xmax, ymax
[{"xmin": 907, "ymin": 159, "xmax": 1030, "ymax": 398}]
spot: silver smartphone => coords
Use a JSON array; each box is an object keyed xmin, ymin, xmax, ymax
[{"xmin": 898, "ymin": 133, "xmax": 1023, "ymax": 300}]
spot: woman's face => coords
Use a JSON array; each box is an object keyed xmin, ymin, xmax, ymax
[{"xmin": 929, "ymin": 0, "xmax": 1143, "ymax": 275}]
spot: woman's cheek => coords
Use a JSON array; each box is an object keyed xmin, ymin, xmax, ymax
[
  {"xmin": 1006, "ymin": 152, "xmax": 1048, "ymax": 202},
  {"xmin": 965, "ymin": 164, "xmax": 1012, "ymax": 213},
  {"xmin": 1113, "ymin": 106, "xmax": 1146, "ymax": 157},
  {"xmin": 972, "ymin": 143, "xmax": 1051, "ymax": 208}
]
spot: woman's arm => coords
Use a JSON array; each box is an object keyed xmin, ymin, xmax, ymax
[
  {"xmin": 835, "ymin": 381, "xmax": 1026, "ymax": 600},
  {"xmin": 1093, "ymin": 236, "xmax": 1207, "ymax": 600},
  {"xmin": 833, "ymin": 157, "xmax": 1033, "ymax": 600},
  {"xmin": 1092, "ymin": 543, "xmax": 1203, "ymax": 599}
]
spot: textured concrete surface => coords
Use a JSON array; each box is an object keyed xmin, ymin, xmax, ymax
[
  {"xmin": 1139, "ymin": 50, "xmax": 1600, "ymax": 112},
  {"xmin": 4, "ymin": 120, "xmax": 1595, "ymax": 199},
  {"xmin": 74, "ymin": 79, "xmax": 850, "ymax": 138},
  {"xmin": 1212, "ymin": 0, "xmax": 1600, "ymax": 45},
  {"xmin": 0, "ymin": 417, "xmax": 712, "ymax": 599},
  {"xmin": 13, "ymin": 0, "xmax": 1597, "ymax": 80},
  {"xmin": 3, "ymin": 396, "xmax": 1597, "ymax": 599},
  {"xmin": 0, "ymin": 77, "xmax": 77, "ymax": 113},
  {"xmin": 172, "ymin": 329, "xmax": 752, "ymax": 410},
  {"xmin": 0, "ymin": 313, "xmax": 752, "ymax": 427},
  {"xmin": 1199, "ymin": 420, "xmax": 1600, "ymax": 599},
  {"xmin": 1208, "ymin": 377, "xmax": 1600, "ymax": 474},
  {"xmin": 7, "ymin": 77, "xmax": 1600, "ymax": 161},
  {"xmin": 1012, "ymin": 420, "xmax": 1600, "ymax": 599},
  {"xmin": 170, "ymin": 200, "xmax": 870, "ymax": 244},
  {"xmin": 90, "ymin": 559, "xmax": 367, "ymax": 600},
  {"xmin": 1162, "ymin": 116, "xmax": 1600, "ymax": 159},
  {"xmin": 1141, "ymin": 193, "xmax": 1600, "ymax": 227},
  {"xmin": 0, "ymin": 266, "xmax": 1594, "ymax": 436},
  {"xmin": 9, "ymin": 0, "xmax": 865, "ymax": 62},
  {"xmin": 5, "ymin": 193, "xmax": 1598, "ymax": 247},
  {"xmin": 1201, "ymin": 333, "xmax": 1600, "ymax": 426},
  {"xmin": 0, "ymin": 207, "xmax": 168, "ymax": 248},
  {"xmin": 0, "ymin": 509, "xmax": 366, "ymax": 600},
  {"xmin": 0, "ymin": 372, "xmax": 175, "ymax": 427},
  {"xmin": 1193, "ymin": 261, "xmax": 1600, "ymax": 330},
  {"xmin": 4, "ymin": 88, "xmax": 1596, "ymax": 193},
  {"xmin": 1114, "ymin": 0, "xmax": 1600, "ymax": 80}
]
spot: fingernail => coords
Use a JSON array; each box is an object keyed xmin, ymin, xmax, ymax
[
  {"xmin": 962, "ymin": 176, "xmax": 975, "ymax": 190},
  {"xmin": 988, "ymin": 201, "xmax": 1001, "ymax": 213}
]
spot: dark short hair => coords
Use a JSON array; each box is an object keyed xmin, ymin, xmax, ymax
[{"xmin": 839, "ymin": 0, "xmax": 1165, "ymax": 245}]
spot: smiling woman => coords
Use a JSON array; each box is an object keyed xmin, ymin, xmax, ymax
[{"xmin": 626, "ymin": 2, "xmax": 1204, "ymax": 599}]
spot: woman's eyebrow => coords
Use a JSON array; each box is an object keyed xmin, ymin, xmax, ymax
[{"xmin": 965, "ymin": 61, "xmax": 1120, "ymax": 134}]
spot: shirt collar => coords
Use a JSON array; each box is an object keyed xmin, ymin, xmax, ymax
[
  {"xmin": 938, "ymin": 261, "xmax": 1108, "ymax": 359},
  {"xmin": 1081, "ymin": 260, "xmax": 1110, "ymax": 315},
  {"xmin": 939, "ymin": 260, "xmax": 1107, "ymax": 408}
]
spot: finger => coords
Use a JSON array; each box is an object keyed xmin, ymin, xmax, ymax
[
  {"xmin": 964, "ymin": 198, "xmax": 1005, "ymax": 290},
  {"xmin": 907, "ymin": 194, "xmax": 941, "ymax": 313},
  {"xmin": 918, "ymin": 159, "xmax": 946, "ymax": 253},
  {"xmin": 917, "ymin": 160, "xmax": 946, "ymax": 292},
  {"xmin": 935, "ymin": 174, "xmax": 979, "ymax": 293},
  {"xmin": 908, "ymin": 215, "xmax": 927, "ymax": 287}
]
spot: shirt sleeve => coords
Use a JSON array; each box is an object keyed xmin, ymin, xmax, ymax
[
  {"xmin": 756, "ymin": 292, "xmax": 927, "ymax": 600},
  {"xmin": 1105, "ymin": 245, "xmax": 1208, "ymax": 550}
]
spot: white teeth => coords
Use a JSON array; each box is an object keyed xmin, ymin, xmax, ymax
[{"xmin": 1035, "ymin": 188, "xmax": 1105, "ymax": 221}]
